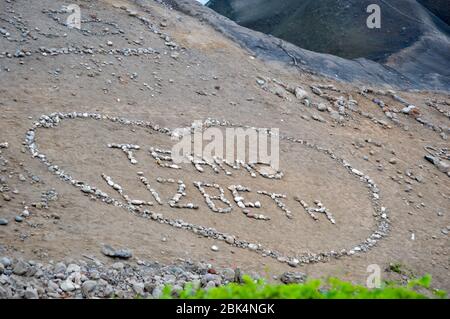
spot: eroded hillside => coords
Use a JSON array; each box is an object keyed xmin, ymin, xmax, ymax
[{"xmin": 0, "ymin": 0, "xmax": 448, "ymax": 298}]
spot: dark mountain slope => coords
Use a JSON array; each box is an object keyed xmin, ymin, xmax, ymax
[
  {"xmin": 207, "ymin": 0, "xmax": 450, "ymax": 61},
  {"xmin": 418, "ymin": 0, "xmax": 450, "ymax": 25}
]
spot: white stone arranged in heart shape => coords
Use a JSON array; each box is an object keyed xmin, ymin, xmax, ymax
[{"xmin": 25, "ymin": 112, "xmax": 390, "ymax": 267}]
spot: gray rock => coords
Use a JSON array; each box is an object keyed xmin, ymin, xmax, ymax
[
  {"xmin": 14, "ymin": 216, "xmax": 24, "ymax": 223},
  {"xmin": 437, "ymin": 161, "xmax": 449, "ymax": 173},
  {"xmin": 0, "ymin": 219, "xmax": 8, "ymax": 226},
  {"xmin": 288, "ymin": 258, "xmax": 300, "ymax": 268},
  {"xmin": 54, "ymin": 262, "xmax": 67, "ymax": 274},
  {"xmin": 317, "ymin": 103, "xmax": 327, "ymax": 112},
  {"xmin": 225, "ymin": 236, "xmax": 235, "ymax": 245},
  {"xmin": 424, "ymin": 155, "xmax": 439, "ymax": 165},
  {"xmin": 112, "ymin": 262, "xmax": 125, "ymax": 270},
  {"xmin": 115, "ymin": 249, "xmax": 132, "ymax": 259},
  {"xmin": 66, "ymin": 263, "xmax": 81, "ymax": 273},
  {"xmin": 201, "ymin": 273, "xmax": 221, "ymax": 286},
  {"xmin": 81, "ymin": 280, "xmax": 97, "ymax": 297},
  {"xmin": 312, "ymin": 114, "xmax": 326, "ymax": 123},
  {"xmin": 60, "ymin": 280, "xmax": 76, "ymax": 292},
  {"xmin": 294, "ymin": 87, "xmax": 308, "ymax": 99},
  {"xmin": 152, "ymin": 285, "xmax": 163, "ymax": 298},
  {"xmin": 389, "ymin": 158, "xmax": 398, "ymax": 165},
  {"xmin": 280, "ymin": 272, "xmax": 307, "ymax": 284},
  {"xmin": 24, "ymin": 288, "xmax": 39, "ymax": 299},
  {"xmin": 132, "ymin": 281, "xmax": 145, "ymax": 295},
  {"xmin": 0, "ymin": 257, "xmax": 11, "ymax": 267},
  {"xmin": 13, "ymin": 260, "xmax": 30, "ymax": 276},
  {"xmin": 101, "ymin": 245, "xmax": 132, "ymax": 259},
  {"xmin": 221, "ymin": 268, "xmax": 235, "ymax": 282},
  {"xmin": 0, "ymin": 286, "xmax": 10, "ymax": 298},
  {"xmin": 144, "ymin": 282, "xmax": 155, "ymax": 293}
]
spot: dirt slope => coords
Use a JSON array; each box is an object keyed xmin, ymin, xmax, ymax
[{"xmin": 0, "ymin": 0, "xmax": 449, "ymax": 294}]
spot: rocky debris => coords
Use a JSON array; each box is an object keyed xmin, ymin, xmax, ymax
[
  {"xmin": 294, "ymin": 87, "xmax": 308, "ymax": 100},
  {"xmin": 425, "ymin": 99, "xmax": 450, "ymax": 120},
  {"xmin": 424, "ymin": 146, "xmax": 450, "ymax": 177},
  {"xmin": 363, "ymin": 89, "xmax": 450, "ymax": 137},
  {"xmin": 401, "ymin": 105, "xmax": 417, "ymax": 115},
  {"xmin": 210, "ymin": 245, "xmax": 219, "ymax": 252},
  {"xmin": 425, "ymin": 155, "xmax": 449, "ymax": 175},
  {"xmin": 311, "ymin": 113, "xmax": 326, "ymax": 123},
  {"xmin": 255, "ymin": 78, "xmax": 356, "ymax": 125},
  {"xmin": 13, "ymin": 260, "xmax": 30, "ymax": 276},
  {"xmin": 389, "ymin": 158, "xmax": 398, "ymax": 165},
  {"xmin": 14, "ymin": 216, "xmax": 24, "ymax": 223},
  {"xmin": 0, "ymin": 256, "xmax": 271, "ymax": 299},
  {"xmin": 280, "ymin": 272, "xmax": 307, "ymax": 284},
  {"xmin": 101, "ymin": 245, "xmax": 133, "ymax": 260}
]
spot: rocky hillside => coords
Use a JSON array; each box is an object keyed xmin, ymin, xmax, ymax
[{"xmin": 0, "ymin": 0, "xmax": 449, "ymax": 298}]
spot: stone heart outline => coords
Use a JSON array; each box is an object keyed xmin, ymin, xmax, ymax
[{"xmin": 25, "ymin": 112, "xmax": 390, "ymax": 267}]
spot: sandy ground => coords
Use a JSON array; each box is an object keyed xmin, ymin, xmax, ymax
[{"xmin": 0, "ymin": 0, "xmax": 449, "ymax": 290}]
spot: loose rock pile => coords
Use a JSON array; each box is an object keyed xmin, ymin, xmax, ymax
[
  {"xmin": 424, "ymin": 146, "xmax": 450, "ymax": 177},
  {"xmin": 362, "ymin": 88, "xmax": 450, "ymax": 139},
  {"xmin": 0, "ymin": 255, "xmax": 297, "ymax": 299}
]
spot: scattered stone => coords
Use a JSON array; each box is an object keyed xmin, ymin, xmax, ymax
[
  {"xmin": 317, "ymin": 103, "xmax": 327, "ymax": 112},
  {"xmin": 288, "ymin": 259, "xmax": 300, "ymax": 268},
  {"xmin": 81, "ymin": 280, "xmax": 97, "ymax": 297},
  {"xmin": 0, "ymin": 257, "xmax": 11, "ymax": 267},
  {"xmin": 101, "ymin": 245, "xmax": 133, "ymax": 259},
  {"xmin": 389, "ymin": 158, "xmax": 398, "ymax": 165},
  {"xmin": 60, "ymin": 280, "xmax": 76, "ymax": 292},
  {"xmin": 13, "ymin": 260, "xmax": 30, "ymax": 276},
  {"xmin": 24, "ymin": 288, "xmax": 39, "ymax": 299},
  {"xmin": 54, "ymin": 262, "xmax": 67, "ymax": 274},
  {"xmin": 111, "ymin": 262, "xmax": 124, "ymax": 270},
  {"xmin": 280, "ymin": 272, "xmax": 307, "ymax": 284},
  {"xmin": 66, "ymin": 264, "xmax": 81, "ymax": 273},
  {"xmin": 211, "ymin": 245, "xmax": 219, "ymax": 252},
  {"xmin": 294, "ymin": 87, "xmax": 308, "ymax": 99},
  {"xmin": 14, "ymin": 216, "xmax": 24, "ymax": 223},
  {"xmin": 401, "ymin": 105, "xmax": 417, "ymax": 114}
]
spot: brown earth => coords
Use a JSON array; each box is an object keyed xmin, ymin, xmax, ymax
[{"xmin": 0, "ymin": 0, "xmax": 448, "ymax": 290}]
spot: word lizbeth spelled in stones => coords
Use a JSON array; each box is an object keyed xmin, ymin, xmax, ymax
[{"xmin": 25, "ymin": 112, "xmax": 390, "ymax": 268}]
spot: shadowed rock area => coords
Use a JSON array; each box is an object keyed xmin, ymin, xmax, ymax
[
  {"xmin": 418, "ymin": 0, "xmax": 450, "ymax": 25},
  {"xmin": 188, "ymin": 0, "xmax": 450, "ymax": 90},
  {"xmin": 207, "ymin": 0, "xmax": 449, "ymax": 61}
]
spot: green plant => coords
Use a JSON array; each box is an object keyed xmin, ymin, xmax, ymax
[
  {"xmin": 388, "ymin": 263, "xmax": 404, "ymax": 274},
  {"xmin": 159, "ymin": 275, "xmax": 447, "ymax": 299}
]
